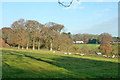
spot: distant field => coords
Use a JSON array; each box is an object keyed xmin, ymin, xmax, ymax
[
  {"xmin": 2, "ymin": 48, "xmax": 119, "ymax": 79},
  {"xmin": 74, "ymin": 44, "xmax": 118, "ymax": 50},
  {"xmin": 74, "ymin": 44, "xmax": 100, "ymax": 49}
]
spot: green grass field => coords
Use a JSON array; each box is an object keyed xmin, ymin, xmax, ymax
[
  {"xmin": 1, "ymin": 47, "xmax": 119, "ymax": 79},
  {"xmin": 74, "ymin": 44, "xmax": 100, "ymax": 50}
]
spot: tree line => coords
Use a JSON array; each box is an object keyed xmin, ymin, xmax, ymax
[
  {"xmin": 1, "ymin": 19, "xmax": 119, "ymax": 56},
  {"xmin": 72, "ymin": 33, "xmax": 99, "ymax": 44},
  {"xmin": 1, "ymin": 19, "xmax": 72, "ymax": 51}
]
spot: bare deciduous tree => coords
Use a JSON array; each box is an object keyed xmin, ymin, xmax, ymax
[{"xmin": 58, "ymin": 0, "xmax": 80, "ymax": 7}]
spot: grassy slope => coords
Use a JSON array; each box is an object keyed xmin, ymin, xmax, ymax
[{"xmin": 2, "ymin": 48, "xmax": 119, "ymax": 78}]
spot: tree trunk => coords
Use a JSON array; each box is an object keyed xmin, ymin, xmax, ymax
[
  {"xmin": 22, "ymin": 46, "xmax": 24, "ymax": 49},
  {"xmin": 38, "ymin": 44, "xmax": 40, "ymax": 50},
  {"xmin": 33, "ymin": 40, "xmax": 35, "ymax": 50},
  {"xmin": 67, "ymin": 47, "xmax": 69, "ymax": 53},
  {"xmin": 57, "ymin": 45, "xmax": 60, "ymax": 51},
  {"xmin": 38, "ymin": 40, "xmax": 40, "ymax": 50},
  {"xmin": 50, "ymin": 40, "xmax": 53, "ymax": 51},
  {"xmin": 38, "ymin": 46, "xmax": 40, "ymax": 50},
  {"xmin": 33, "ymin": 44, "xmax": 35, "ymax": 50},
  {"xmin": 26, "ymin": 43, "xmax": 29, "ymax": 50},
  {"xmin": 18, "ymin": 44, "xmax": 20, "ymax": 49}
]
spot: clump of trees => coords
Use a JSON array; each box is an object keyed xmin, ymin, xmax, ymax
[
  {"xmin": 3, "ymin": 19, "xmax": 72, "ymax": 51},
  {"xmin": 1, "ymin": 27, "xmax": 12, "ymax": 43},
  {"xmin": 98, "ymin": 33, "xmax": 113, "ymax": 55},
  {"xmin": 80, "ymin": 46, "xmax": 89, "ymax": 54},
  {"xmin": 70, "ymin": 46, "xmax": 80, "ymax": 53},
  {"xmin": 0, "ymin": 29, "xmax": 2, "ymax": 39},
  {"xmin": 72, "ymin": 33, "xmax": 118, "ymax": 56}
]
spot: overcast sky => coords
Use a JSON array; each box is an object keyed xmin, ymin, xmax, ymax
[{"xmin": 0, "ymin": 1, "xmax": 118, "ymax": 37}]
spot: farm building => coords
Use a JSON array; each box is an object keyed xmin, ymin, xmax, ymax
[{"xmin": 73, "ymin": 41, "xmax": 84, "ymax": 44}]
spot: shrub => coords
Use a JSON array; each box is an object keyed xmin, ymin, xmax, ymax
[
  {"xmin": 80, "ymin": 46, "xmax": 89, "ymax": 54},
  {"xmin": 70, "ymin": 46, "xmax": 80, "ymax": 53},
  {"xmin": 89, "ymin": 49, "xmax": 96, "ymax": 55}
]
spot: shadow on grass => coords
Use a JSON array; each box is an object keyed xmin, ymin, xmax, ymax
[
  {"xmin": 2, "ymin": 49, "xmax": 119, "ymax": 79},
  {"xmin": 2, "ymin": 50, "xmax": 80, "ymax": 79}
]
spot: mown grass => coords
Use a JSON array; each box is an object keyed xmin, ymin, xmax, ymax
[{"xmin": 2, "ymin": 48, "xmax": 119, "ymax": 79}]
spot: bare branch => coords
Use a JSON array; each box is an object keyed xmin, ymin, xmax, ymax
[{"xmin": 58, "ymin": 0, "xmax": 74, "ymax": 7}]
